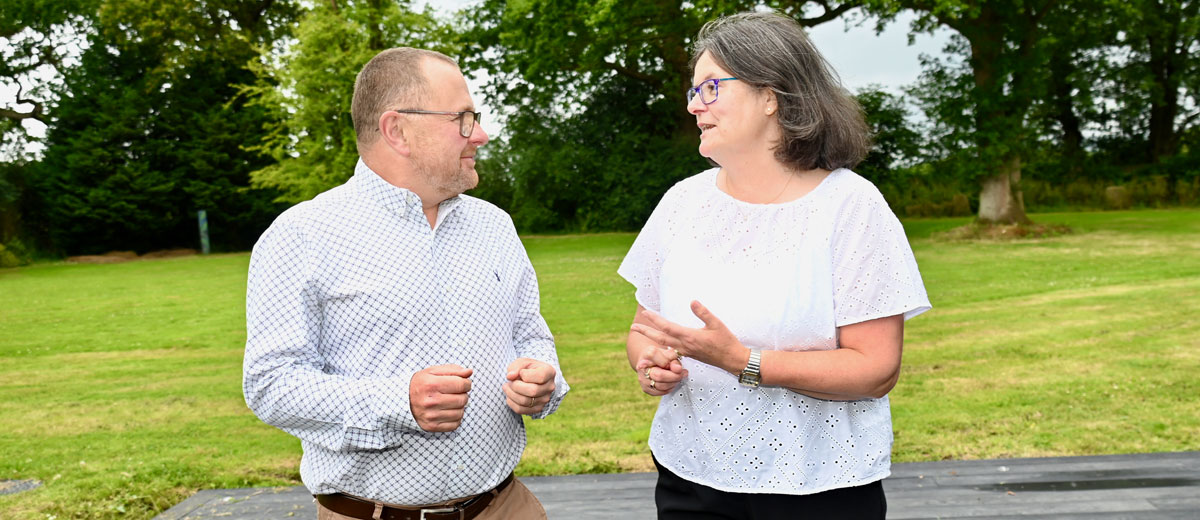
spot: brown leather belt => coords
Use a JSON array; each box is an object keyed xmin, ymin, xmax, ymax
[{"xmin": 314, "ymin": 473, "xmax": 514, "ymax": 520}]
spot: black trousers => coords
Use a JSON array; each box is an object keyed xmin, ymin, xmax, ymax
[{"xmin": 654, "ymin": 456, "xmax": 887, "ymax": 520}]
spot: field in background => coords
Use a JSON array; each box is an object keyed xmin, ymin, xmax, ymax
[{"xmin": 1, "ymin": 209, "xmax": 1197, "ymax": 519}]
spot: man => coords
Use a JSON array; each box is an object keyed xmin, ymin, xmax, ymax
[{"xmin": 243, "ymin": 47, "xmax": 568, "ymax": 520}]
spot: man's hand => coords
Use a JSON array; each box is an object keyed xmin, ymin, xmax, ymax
[
  {"xmin": 503, "ymin": 358, "xmax": 556, "ymax": 415},
  {"xmin": 410, "ymin": 364, "xmax": 473, "ymax": 432}
]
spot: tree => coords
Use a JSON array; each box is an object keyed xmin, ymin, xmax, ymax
[
  {"xmin": 0, "ymin": 0, "xmax": 97, "ymax": 247},
  {"xmin": 242, "ymin": 0, "xmax": 443, "ymax": 203},
  {"xmin": 458, "ymin": 0, "xmax": 862, "ymax": 230},
  {"xmin": 1104, "ymin": 0, "xmax": 1198, "ymax": 166},
  {"xmin": 29, "ymin": 0, "xmax": 299, "ymax": 254},
  {"xmin": 854, "ymin": 87, "xmax": 924, "ymax": 182},
  {"xmin": 0, "ymin": 0, "xmax": 96, "ymax": 157},
  {"xmin": 867, "ymin": 0, "xmax": 1066, "ymax": 224},
  {"xmin": 1029, "ymin": 0, "xmax": 1112, "ymax": 181}
]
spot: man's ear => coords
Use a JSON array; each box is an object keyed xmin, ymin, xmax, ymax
[{"xmin": 378, "ymin": 111, "xmax": 412, "ymax": 157}]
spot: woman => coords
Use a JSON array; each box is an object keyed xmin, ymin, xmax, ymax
[{"xmin": 617, "ymin": 11, "xmax": 931, "ymax": 519}]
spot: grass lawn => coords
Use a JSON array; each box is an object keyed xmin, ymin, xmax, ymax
[{"xmin": 1, "ymin": 209, "xmax": 1198, "ymax": 519}]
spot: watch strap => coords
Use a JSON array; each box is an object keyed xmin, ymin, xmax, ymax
[{"xmin": 739, "ymin": 349, "xmax": 762, "ymax": 387}]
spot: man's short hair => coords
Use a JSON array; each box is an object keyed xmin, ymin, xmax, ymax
[{"xmin": 352, "ymin": 47, "xmax": 458, "ymax": 155}]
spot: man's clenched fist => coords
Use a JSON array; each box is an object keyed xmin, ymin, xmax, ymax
[{"xmin": 410, "ymin": 364, "xmax": 473, "ymax": 432}]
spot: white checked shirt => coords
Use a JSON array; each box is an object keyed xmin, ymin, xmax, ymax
[{"xmin": 244, "ymin": 160, "xmax": 569, "ymax": 505}]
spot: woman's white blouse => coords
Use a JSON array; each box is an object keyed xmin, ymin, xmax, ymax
[{"xmin": 618, "ymin": 167, "xmax": 931, "ymax": 495}]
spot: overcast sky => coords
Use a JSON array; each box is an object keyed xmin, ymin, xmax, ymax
[{"xmin": 2, "ymin": 3, "xmax": 951, "ymax": 148}]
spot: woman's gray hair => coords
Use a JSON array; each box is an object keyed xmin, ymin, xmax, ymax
[{"xmin": 691, "ymin": 11, "xmax": 870, "ymax": 171}]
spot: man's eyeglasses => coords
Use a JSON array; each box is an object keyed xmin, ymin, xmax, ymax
[
  {"xmin": 686, "ymin": 77, "xmax": 739, "ymax": 105},
  {"xmin": 392, "ymin": 109, "xmax": 481, "ymax": 138}
]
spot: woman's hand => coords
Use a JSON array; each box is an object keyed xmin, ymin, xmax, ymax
[
  {"xmin": 634, "ymin": 344, "xmax": 686, "ymax": 396},
  {"xmin": 630, "ymin": 301, "xmax": 748, "ymax": 375}
]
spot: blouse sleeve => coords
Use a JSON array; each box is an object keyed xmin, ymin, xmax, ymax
[
  {"xmin": 617, "ymin": 186, "xmax": 684, "ymax": 313},
  {"xmin": 831, "ymin": 187, "xmax": 931, "ymax": 327}
]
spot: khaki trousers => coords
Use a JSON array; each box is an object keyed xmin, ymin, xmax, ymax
[{"xmin": 316, "ymin": 478, "xmax": 547, "ymax": 520}]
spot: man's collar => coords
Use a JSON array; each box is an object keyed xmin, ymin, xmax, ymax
[{"xmin": 354, "ymin": 159, "xmax": 463, "ymax": 225}]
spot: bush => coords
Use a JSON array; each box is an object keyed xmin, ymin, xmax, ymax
[
  {"xmin": 1128, "ymin": 175, "xmax": 1171, "ymax": 207},
  {"xmin": 1105, "ymin": 186, "xmax": 1132, "ymax": 210},
  {"xmin": 0, "ymin": 240, "xmax": 31, "ymax": 268},
  {"xmin": 1177, "ymin": 177, "xmax": 1200, "ymax": 206}
]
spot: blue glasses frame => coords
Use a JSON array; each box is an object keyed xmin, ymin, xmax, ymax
[{"xmin": 686, "ymin": 77, "xmax": 739, "ymax": 105}]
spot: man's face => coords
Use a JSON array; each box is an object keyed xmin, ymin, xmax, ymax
[{"xmin": 409, "ymin": 59, "xmax": 489, "ymax": 199}]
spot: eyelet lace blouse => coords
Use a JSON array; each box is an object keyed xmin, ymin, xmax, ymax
[{"xmin": 618, "ymin": 167, "xmax": 931, "ymax": 495}]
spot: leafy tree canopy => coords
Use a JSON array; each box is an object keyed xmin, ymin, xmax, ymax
[
  {"xmin": 0, "ymin": 0, "xmax": 96, "ymax": 159},
  {"xmin": 29, "ymin": 0, "xmax": 299, "ymax": 254},
  {"xmin": 242, "ymin": 0, "xmax": 445, "ymax": 203},
  {"xmin": 458, "ymin": 0, "xmax": 862, "ymax": 231}
]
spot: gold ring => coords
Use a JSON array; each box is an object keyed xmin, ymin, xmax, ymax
[
  {"xmin": 649, "ymin": 380, "xmax": 657, "ymax": 390},
  {"xmin": 644, "ymin": 368, "xmax": 652, "ymax": 379},
  {"xmin": 528, "ymin": 397, "xmax": 535, "ymax": 407}
]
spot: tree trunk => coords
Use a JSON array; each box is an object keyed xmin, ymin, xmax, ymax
[
  {"xmin": 0, "ymin": 204, "xmax": 17, "ymax": 243},
  {"xmin": 1143, "ymin": 0, "xmax": 1189, "ymax": 164},
  {"xmin": 662, "ymin": 29, "xmax": 700, "ymax": 158},
  {"xmin": 1049, "ymin": 50, "xmax": 1084, "ymax": 178},
  {"xmin": 977, "ymin": 154, "xmax": 1030, "ymax": 224},
  {"xmin": 1146, "ymin": 33, "xmax": 1179, "ymax": 164},
  {"xmin": 366, "ymin": 0, "xmax": 384, "ymax": 50},
  {"xmin": 965, "ymin": 3, "xmax": 1033, "ymax": 226}
]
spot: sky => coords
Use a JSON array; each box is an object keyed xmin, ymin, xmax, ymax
[{"xmin": 1, "ymin": 2, "xmax": 952, "ymax": 149}]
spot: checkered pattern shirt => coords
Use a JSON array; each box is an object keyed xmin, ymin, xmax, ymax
[{"xmin": 244, "ymin": 160, "xmax": 568, "ymax": 505}]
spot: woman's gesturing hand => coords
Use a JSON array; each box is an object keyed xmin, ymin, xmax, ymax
[
  {"xmin": 630, "ymin": 301, "xmax": 747, "ymax": 375},
  {"xmin": 634, "ymin": 345, "xmax": 686, "ymax": 396}
]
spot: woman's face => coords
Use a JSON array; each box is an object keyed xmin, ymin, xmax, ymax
[{"xmin": 688, "ymin": 51, "xmax": 776, "ymax": 163}]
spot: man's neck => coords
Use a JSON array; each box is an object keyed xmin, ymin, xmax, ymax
[
  {"xmin": 362, "ymin": 155, "xmax": 447, "ymax": 229},
  {"xmin": 423, "ymin": 204, "xmax": 439, "ymax": 229}
]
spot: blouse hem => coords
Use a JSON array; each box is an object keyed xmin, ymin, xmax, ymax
[
  {"xmin": 836, "ymin": 304, "xmax": 932, "ymax": 328},
  {"xmin": 649, "ymin": 444, "xmax": 892, "ymax": 496}
]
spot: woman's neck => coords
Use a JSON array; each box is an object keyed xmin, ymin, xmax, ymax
[{"xmin": 717, "ymin": 156, "xmax": 831, "ymax": 204}]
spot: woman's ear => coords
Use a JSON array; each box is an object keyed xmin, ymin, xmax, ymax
[
  {"xmin": 763, "ymin": 89, "xmax": 778, "ymax": 116},
  {"xmin": 378, "ymin": 111, "xmax": 412, "ymax": 157}
]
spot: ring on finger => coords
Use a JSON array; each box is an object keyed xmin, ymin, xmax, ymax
[
  {"xmin": 528, "ymin": 396, "xmax": 535, "ymax": 407},
  {"xmin": 649, "ymin": 380, "xmax": 657, "ymax": 389},
  {"xmin": 644, "ymin": 368, "xmax": 652, "ymax": 380}
]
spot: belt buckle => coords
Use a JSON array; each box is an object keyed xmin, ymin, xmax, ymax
[{"xmin": 420, "ymin": 506, "xmax": 462, "ymax": 520}]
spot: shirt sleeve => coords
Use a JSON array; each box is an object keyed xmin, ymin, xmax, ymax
[
  {"xmin": 242, "ymin": 214, "xmax": 422, "ymax": 453},
  {"xmin": 506, "ymin": 221, "xmax": 569, "ymax": 419},
  {"xmin": 617, "ymin": 186, "xmax": 682, "ymax": 313},
  {"xmin": 831, "ymin": 187, "xmax": 932, "ymax": 326}
]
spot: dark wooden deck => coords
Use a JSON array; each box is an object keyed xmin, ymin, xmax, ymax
[{"xmin": 154, "ymin": 451, "xmax": 1200, "ymax": 519}]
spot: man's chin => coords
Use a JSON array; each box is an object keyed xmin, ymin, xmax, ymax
[{"xmin": 451, "ymin": 170, "xmax": 479, "ymax": 195}]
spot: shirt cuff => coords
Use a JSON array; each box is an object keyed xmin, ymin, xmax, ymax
[{"xmin": 365, "ymin": 371, "xmax": 421, "ymax": 435}]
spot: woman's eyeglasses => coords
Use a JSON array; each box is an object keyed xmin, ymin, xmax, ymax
[{"xmin": 686, "ymin": 77, "xmax": 739, "ymax": 105}]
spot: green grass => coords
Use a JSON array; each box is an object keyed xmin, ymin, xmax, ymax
[{"xmin": 2, "ymin": 209, "xmax": 1198, "ymax": 518}]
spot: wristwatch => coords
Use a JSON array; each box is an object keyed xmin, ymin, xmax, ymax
[{"xmin": 738, "ymin": 349, "xmax": 761, "ymax": 387}]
